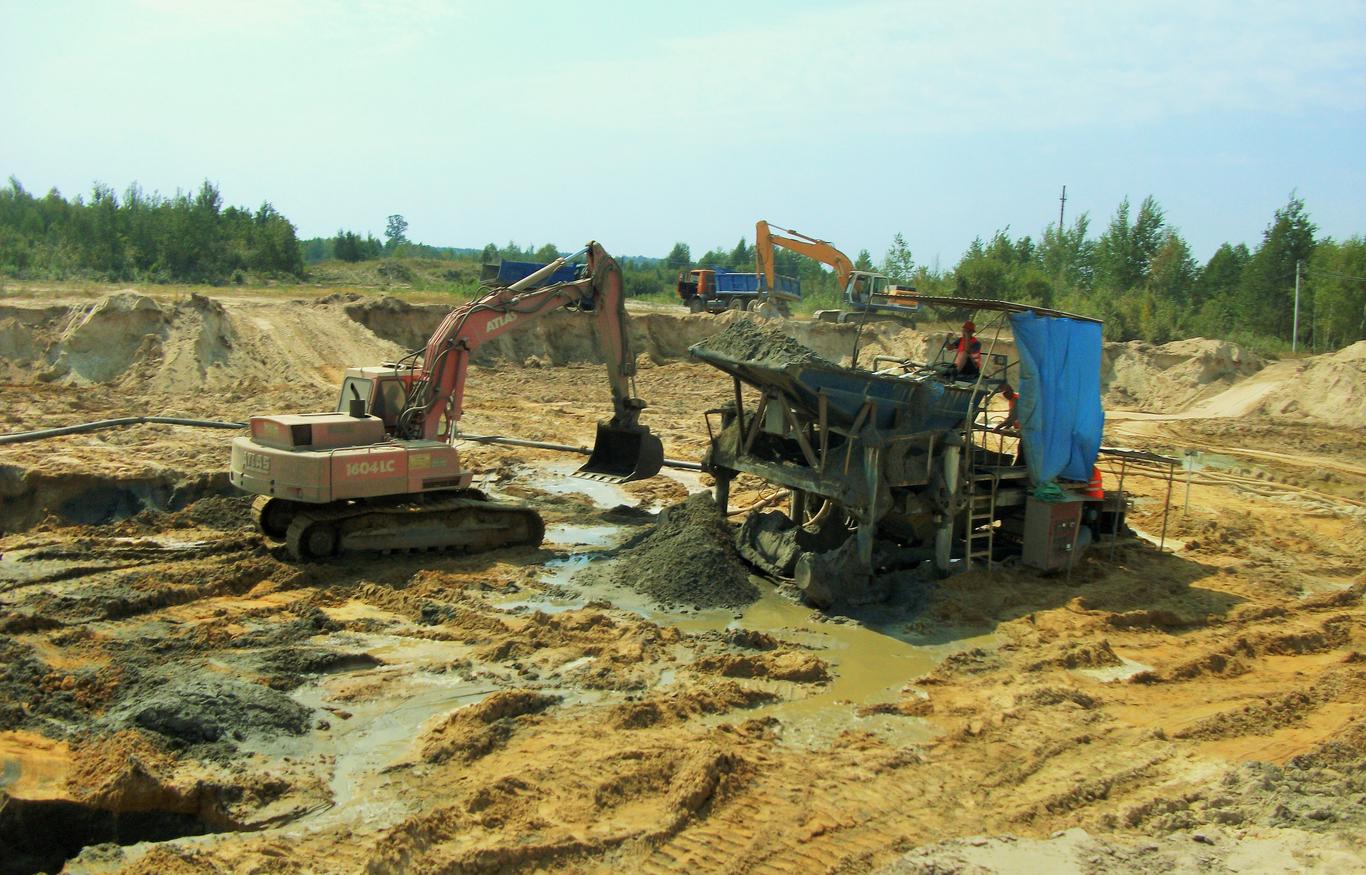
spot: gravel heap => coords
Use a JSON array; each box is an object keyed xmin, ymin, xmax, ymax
[
  {"xmin": 691, "ymin": 319, "xmax": 832, "ymax": 369},
  {"xmin": 613, "ymin": 492, "xmax": 758, "ymax": 609}
]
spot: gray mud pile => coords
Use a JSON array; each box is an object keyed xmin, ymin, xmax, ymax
[
  {"xmin": 113, "ymin": 677, "xmax": 313, "ymax": 745},
  {"xmin": 691, "ymin": 319, "xmax": 832, "ymax": 368},
  {"xmin": 611, "ymin": 493, "xmax": 758, "ymax": 609}
]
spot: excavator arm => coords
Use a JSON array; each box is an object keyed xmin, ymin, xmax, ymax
[
  {"xmin": 398, "ymin": 241, "xmax": 661, "ymax": 481},
  {"xmin": 755, "ymin": 219, "xmax": 856, "ymax": 292}
]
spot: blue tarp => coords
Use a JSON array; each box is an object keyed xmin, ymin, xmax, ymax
[{"xmin": 1009, "ymin": 311, "xmax": 1104, "ymax": 485}]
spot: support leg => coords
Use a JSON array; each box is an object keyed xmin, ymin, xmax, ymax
[{"xmin": 714, "ymin": 471, "xmax": 731, "ymax": 516}]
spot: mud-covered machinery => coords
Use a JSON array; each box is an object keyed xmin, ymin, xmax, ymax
[
  {"xmin": 229, "ymin": 242, "xmax": 664, "ymax": 560},
  {"xmin": 697, "ymin": 298, "xmax": 1125, "ymax": 607}
]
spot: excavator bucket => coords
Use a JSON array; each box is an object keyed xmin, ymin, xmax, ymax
[{"xmin": 576, "ymin": 423, "xmax": 665, "ymax": 483}]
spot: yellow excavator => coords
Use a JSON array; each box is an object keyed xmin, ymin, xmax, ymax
[{"xmin": 754, "ymin": 220, "xmax": 922, "ymax": 323}]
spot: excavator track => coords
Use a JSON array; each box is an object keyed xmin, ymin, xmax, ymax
[
  {"xmin": 283, "ymin": 491, "xmax": 545, "ymax": 561},
  {"xmin": 253, "ymin": 495, "xmax": 303, "ymax": 543}
]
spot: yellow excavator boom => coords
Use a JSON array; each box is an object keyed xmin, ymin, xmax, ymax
[{"xmin": 754, "ymin": 219, "xmax": 856, "ymax": 292}]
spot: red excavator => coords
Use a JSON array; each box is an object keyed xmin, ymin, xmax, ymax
[{"xmin": 228, "ymin": 241, "xmax": 664, "ymax": 560}]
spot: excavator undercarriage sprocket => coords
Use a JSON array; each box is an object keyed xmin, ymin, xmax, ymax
[{"xmin": 281, "ymin": 491, "xmax": 545, "ymax": 561}]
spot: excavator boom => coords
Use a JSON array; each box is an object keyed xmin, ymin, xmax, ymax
[{"xmin": 755, "ymin": 219, "xmax": 856, "ymax": 292}]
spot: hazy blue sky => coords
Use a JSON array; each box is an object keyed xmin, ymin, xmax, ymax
[{"xmin": 3, "ymin": 0, "xmax": 1364, "ymax": 265}]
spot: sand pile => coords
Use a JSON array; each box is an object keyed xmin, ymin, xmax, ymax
[
  {"xmin": 1256, "ymin": 341, "xmax": 1366, "ymax": 426},
  {"xmin": 612, "ymin": 492, "xmax": 758, "ymax": 609},
  {"xmin": 1103, "ymin": 337, "xmax": 1265, "ymax": 412},
  {"xmin": 0, "ymin": 292, "xmax": 403, "ymax": 395},
  {"xmin": 346, "ymin": 297, "xmax": 765, "ymax": 366}
]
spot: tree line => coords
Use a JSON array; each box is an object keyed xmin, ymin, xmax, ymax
[
  {"xmin": 666, "ymin": 195, "xmax": 1363, "ymax": 353},
  {"xmin": 3, "ymin": 176, "xmax": 1359, "ymax": 352},
  {"xmin": 0, "ymin": 178, "xmax": 303, "ymax": 282}
]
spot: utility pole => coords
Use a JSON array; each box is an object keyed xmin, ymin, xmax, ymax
[
  {"xmin": 1058, "ymin": 185, "xmax": 1067, "ymax": 229},
  {"xmin": 1292, "ymin": 259, "xmax": 1302, "ymax": 353}
]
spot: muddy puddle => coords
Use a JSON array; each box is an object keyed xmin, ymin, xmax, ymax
[
  {"xmin": 485, "ymin": 460, "xmax": 1003, "ymax": 747},
  {"xmin": 501, "ymin": 461, "xmax": 640, "ymax": 508}
]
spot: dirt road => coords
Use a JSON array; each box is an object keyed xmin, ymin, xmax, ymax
[{"xmin": 1, "ymin": 289, "xmax": 1363, "ymax": 873}]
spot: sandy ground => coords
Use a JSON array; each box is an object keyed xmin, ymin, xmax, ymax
[{"xmin": 1, "ymin": 289, "xmax": 1364, "ymax": 874}]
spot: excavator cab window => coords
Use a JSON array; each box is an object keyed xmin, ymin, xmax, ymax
[
  {"xmin": 336, "ymin": 377, "xmax": 407, "ymax": 430},
  {"xmin": 848, "ymin": 275, "xmax": 870, "ymax": 305},
  {"xmin": 368, "ymin": 378, "xmax": 408, "ymax": 429},
  {"xmin": 337, "ymin": 377, "xmax": 372, "ymax": 413}
]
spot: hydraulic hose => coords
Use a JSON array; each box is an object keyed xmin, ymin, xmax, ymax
[{"xmin": 0, "ymin": 417, "xmax": 245, "ymax": 446}]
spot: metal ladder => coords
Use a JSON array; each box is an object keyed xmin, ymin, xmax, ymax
[{"xmin": 963, "ymin": 467, "xmax": 999, "ymax": 570}]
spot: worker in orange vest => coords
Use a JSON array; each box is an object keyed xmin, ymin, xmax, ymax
[
  {"xmin": 1000, "ymin": 384, "xmax": 1019, "ymax": 429},
  {"xmin": 953, "ymin": 320, "xmax": 983, "ymax": 378}
]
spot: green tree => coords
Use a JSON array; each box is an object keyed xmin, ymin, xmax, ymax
[
  {"xmin": 1037, "ymin": 214, "xmax": 1094, "ymax": 295},
  {"xmin": 334, "ymin": 230, "xmax": 362, "ymax": 262},
  {"xmin": 728, "ymin": 237, "xmax": 753, "ymax": 271},
  {"xmin": 854, "ymin": 249, "xmax": 874, "ymax": 271},
  {"xmin": 881, "ymin": 232, "xmax": 915, "ymax": 283},
  {"xmin": 480, "ymin": 243, "xmax": 499, "ymax": 263},
  {"xmin": 384, "ymin": 214, "xmax": 409, "ymax": 250},
  {"xmin": 1145, "ymin": 230, "xmax": 1195, "ymax": 307},
  {"xmin": 665, "ymin": 242, "xmax": 691, "ymax": 270},
  {"xmin": 1239, "ymin": 194, "xmax": 1317, "ymax": 341},
  {"xmin": 534, "ymin": 243, "xmax": 560, "ymax": 263},
  {"xmin": 1095, "ymin": 196, "xmax": 1165, "ymax": 292},
  {"xmin": 1307, "ymin": 237, "xmax": 1366, "ymax": 349}
]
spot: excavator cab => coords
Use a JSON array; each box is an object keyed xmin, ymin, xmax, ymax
[
  {"xmin": 577, "ymin": 422, "xmax": 665, "ymax": 483},
  {"xmin": 336, "ymin": 368, "xmax": 413, "ymax": 434}
]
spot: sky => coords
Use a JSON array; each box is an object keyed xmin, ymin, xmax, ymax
[{"xmin": 3, "ymin": 0, "xmax": 1365, "ymax": 266}]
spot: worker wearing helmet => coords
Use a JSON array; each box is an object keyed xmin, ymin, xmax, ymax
[{"xmin": 952, "ymin": 320, "xmax": 983, "ymax": 378}]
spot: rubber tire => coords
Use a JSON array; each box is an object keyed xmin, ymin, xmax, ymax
[{"xmin": 688, "ymin": 297, "xmax": 705, "ymax": 314}]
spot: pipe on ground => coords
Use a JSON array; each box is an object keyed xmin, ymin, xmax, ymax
[{"xmin": 0, "ymin": 417, "xmax": 246, "ymax": 445}]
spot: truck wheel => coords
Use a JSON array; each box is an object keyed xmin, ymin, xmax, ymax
[
  {"xmin": 688, "ymin": 297, "xmax": 705, "ymax": 313},
  {"xmin": 726, "ymin": 298, "xmax": 744, "ymax": 311}
]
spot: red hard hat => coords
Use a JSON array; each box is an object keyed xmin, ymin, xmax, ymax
[{"xmin": 963, "ymin": 320, "xmax": 976, "ymax": 333}]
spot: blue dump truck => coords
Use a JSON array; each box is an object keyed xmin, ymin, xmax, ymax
[
  {"xmin": 676, "ymin": 267, "xmax": 801, "ymax": 315},
  {"xmin": 479, "ymin": 259, "xmax": 582, "ymax": 288}
]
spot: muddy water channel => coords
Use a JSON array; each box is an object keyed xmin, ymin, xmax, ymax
[{"xmin": 492, "ymin": 464, "xmax": 998, "ymax": 748}]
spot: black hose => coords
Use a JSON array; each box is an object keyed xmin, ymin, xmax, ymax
[{"xmin": 0, "ymin": 417, "xmax": 245, "ymax": 445}]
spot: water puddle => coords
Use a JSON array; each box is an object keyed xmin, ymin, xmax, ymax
[
  {"xmin": 543, "ymin": 522, "xmax": 626, "ymax": 548},
  {"xmin": 1297, "ymin": 579, "xmax": 1352, "ymax": 599},
  {"xmin": 658, "ymin": 467, "xmax": 708, "ymax": 495},
  {"xmin": 508, "ymin": 461, "xmax": 638, "ymax": 509},
  {"xmin": 1128, "ymin": 523, "xmax": 1188, "ymax": 553},
  {"xmin": 501, "ymin": 538, "xmax": 997, "ymax": 749},
  {"xmin": 1075, "ymin": 656, "xmax": 1152, "ymax": 683},
  {"xmin": 682, "ymin": 592, "xmax": 996, "ymax": 748},
  {"xmin": 241, "ymin": 631, "xmax": 497, "ymax": 828}
]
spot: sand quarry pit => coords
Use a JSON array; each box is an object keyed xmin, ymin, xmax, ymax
[{"xmin": 1, "ymin": 287, "xmax": 1365, "ymax": 873}]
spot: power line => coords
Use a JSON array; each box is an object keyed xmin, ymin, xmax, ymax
[{"xmin": 1306, "ymin": 267, "xmax": 1366, "ymax": 283}]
